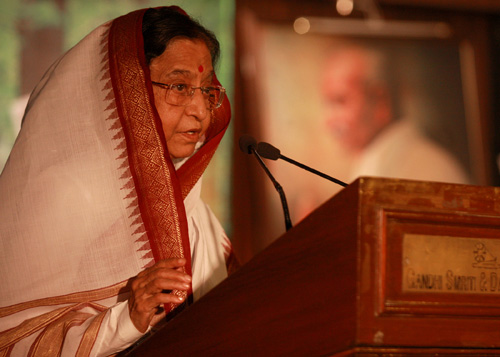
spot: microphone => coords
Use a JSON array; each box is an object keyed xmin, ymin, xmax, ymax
[
  {"xmin": 239, "ymin": 135, "xmax": 293, "ymax": 231},
  {"xmin": 257, "ymin": 141, "xmax": 348, "ymax": 187}
]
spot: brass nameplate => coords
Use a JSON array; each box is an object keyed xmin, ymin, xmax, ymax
[{"xmin": 403, "ymin": 234, "xmax": 500, "ymax": 294}]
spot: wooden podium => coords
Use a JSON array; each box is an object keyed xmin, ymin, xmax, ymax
[{"xmin": 124, "ymin": 177, "xmax": 500, "ymax": 356}]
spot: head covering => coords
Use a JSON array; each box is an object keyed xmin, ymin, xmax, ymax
[{"xmin": 0, "ymin": 7, "xmax": 230, "ymax": 355}]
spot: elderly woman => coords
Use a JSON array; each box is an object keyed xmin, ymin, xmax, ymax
[{"xmin": 0, "ymin": 6, "xmax": 233, "ymax": 356}]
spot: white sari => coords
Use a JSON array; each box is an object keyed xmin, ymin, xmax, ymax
[{"xmin": 0, "ymin": 7, "xmax": 232, "ymax": 356}]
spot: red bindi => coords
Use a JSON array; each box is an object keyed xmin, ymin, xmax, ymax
[{"xmin": 198, "ymin": 65, "xmax": 204, "ymax": 73}]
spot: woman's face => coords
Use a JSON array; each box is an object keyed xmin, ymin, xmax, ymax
[{"xmin": 149, "ymin": 38, "xmax": 213, "ymax": 159}]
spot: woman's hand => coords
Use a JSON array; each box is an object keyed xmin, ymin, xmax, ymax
[{"xmin": 128, "ymin": 258, "xmax": 191, "ymax": 333}]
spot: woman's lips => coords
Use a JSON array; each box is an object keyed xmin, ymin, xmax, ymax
[{"xmin": 179, "ymin": 129, "xmax": 201, "ymax": 142}]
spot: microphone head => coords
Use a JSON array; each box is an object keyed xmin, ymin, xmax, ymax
[
  {"xmin": 257, "ymin": 142, "xmax": 281, "ymax": 160},
  {"xmin": 238, "ymin": 134, "xmax": 257, "ymax": 154}
]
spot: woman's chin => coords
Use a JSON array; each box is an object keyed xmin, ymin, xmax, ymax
[{"xmin": 168, "ymin": 145, "xmax": 196, "ymax": 160}]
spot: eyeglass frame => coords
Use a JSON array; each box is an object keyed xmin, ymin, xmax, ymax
[{"xmin": 151, "ymin": 81, "xmax": 226, "ymax": 109}]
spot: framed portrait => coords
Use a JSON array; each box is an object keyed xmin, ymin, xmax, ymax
[{"xmin": 232, "ymin": 0, "xmax": 493, "ymax": 261}]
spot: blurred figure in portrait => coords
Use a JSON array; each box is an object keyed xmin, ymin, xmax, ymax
[{"xmin": 321, "ymin": 41, "xmax": 470, "ymax": 184}]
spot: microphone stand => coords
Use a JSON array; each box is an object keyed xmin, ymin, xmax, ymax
[
  {"xmin": 249, "ymin": 146, "xmax": 293, "ymax": 232},
  {"xmin": 279, "ymin": 154, "xmax": 348, "ymax": 187},
  {"xmin": 257, "ymin": 141, "xmax": 348, "ymax": 187}
]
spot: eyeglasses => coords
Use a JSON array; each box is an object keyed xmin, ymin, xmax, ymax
[{"xmin": 152, "ymin": 81, "xmax": 225, "ymax": 109}]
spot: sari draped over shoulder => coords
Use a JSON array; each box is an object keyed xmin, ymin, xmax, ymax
[{"xmin": 0, "ymin": 7, "xmax": 231, "ymax": 356}]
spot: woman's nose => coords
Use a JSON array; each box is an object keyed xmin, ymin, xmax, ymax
[{"xmin": 185, "ymin": 89, "xmax": 208, "ymax": 121}]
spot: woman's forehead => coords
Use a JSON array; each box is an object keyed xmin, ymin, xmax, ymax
[{"xmin": 150, "ymin": 38, "xmax": 213, "ymax": 79}]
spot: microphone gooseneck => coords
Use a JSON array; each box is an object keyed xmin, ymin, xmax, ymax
[
  {"xmin": 257, "ymin": 141, "xmax": 348, "ymax": 187},
  {"xmin": 239, "ymin": 135, "xmax": 293, "ymax": 231}
]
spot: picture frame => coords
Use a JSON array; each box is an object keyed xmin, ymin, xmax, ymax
[{"xmin": 232, "ymin": 1, "xmax": 493, "ymax": 260}]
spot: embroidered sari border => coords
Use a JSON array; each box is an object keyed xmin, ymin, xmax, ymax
[
  {"xmin": 0, "ymin": 302, "xmax": 107, "ymax": 351},
  {"xmin": 0, "ymin": 281, "xmax": 127, "ymax": 318},
  {"xmin": 75, "ymin": 310, "xmax": 108, "ymax": 357},
  {"xmin": 29, "ymin": 311, "xmax": 91, "ymax": 356}
]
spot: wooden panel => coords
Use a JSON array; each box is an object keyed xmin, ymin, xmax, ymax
[
  {"xmin": 356, "ymin": 177, "xmax": 500, "ymax": 348},
  {"xmin": 383, "ymin": 211, "xmax": 500, "ymax": 316}
]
